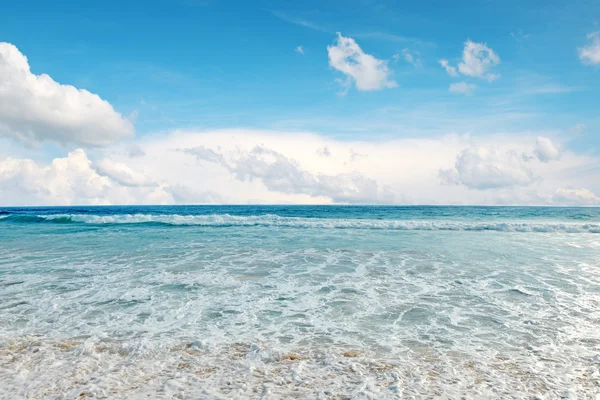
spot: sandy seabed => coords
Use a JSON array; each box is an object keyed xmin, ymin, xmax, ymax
[{"xmin": 2, "ymin": 337, "xmax": 599, "ymax": 399}]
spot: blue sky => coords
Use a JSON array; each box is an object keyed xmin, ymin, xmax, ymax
[
  {"xmin": 0, "ymin": 0, "xmax": 599, "ymax": 205},
  {"xmin": 2, "ymin": 0, "xmax": 598, "ymax": 140}
]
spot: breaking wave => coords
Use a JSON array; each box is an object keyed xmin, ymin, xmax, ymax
[{"xmin": 1, "ymin": 213, "xmax": 599, "ymax": 232}]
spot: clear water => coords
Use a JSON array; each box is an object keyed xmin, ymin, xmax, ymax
[{"xmin": 0, "ymin": 206, "xmax": 599, "ymax": 399}]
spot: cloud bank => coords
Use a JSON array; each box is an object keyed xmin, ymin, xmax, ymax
[
  {"xmin": 1, "ymin": 130, "xmax": 599, "ymax": 206},
  {"xmin": 184, "ymin": 145, "xmax": 394, "ymax": 203}
]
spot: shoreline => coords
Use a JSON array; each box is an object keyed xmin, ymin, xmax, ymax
[{"xmin": 1, "ymin": 336, "xmax": 596, "ymax": 399}]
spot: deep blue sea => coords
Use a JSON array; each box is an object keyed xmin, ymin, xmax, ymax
[{"xmin": 1, "ymin": 206, "xmax": 599, "ymax": 399}]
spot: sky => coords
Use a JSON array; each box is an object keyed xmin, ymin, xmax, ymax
[{"xmin": 0, "ymin": 0, "xmax": 599, "ymax": 206}]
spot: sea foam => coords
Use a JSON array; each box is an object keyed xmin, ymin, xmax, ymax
[{"xmin": 1, "ymin": 213, "xmax": 599, "ymax": 232}]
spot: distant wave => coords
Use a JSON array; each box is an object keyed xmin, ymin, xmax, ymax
[
  {"xmin": 0, "ymin": 215, "xmax": 75, "ymax": 224},
  {"xmin": 1, "ymin": 213, "xmax": 599, "ymax": 233}
]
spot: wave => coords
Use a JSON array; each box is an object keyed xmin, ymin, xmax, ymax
[
  {"xmin": 1, "ymin": 213, "xmax": 599, "ymax": 233},
  {"xmin": 0, "ymin": 215, "xmax": 76, "ymax": 224}
]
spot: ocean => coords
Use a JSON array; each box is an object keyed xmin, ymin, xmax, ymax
[{"xmin": 0, "ymin": 206, "xmax": 599, "ymax": 399}]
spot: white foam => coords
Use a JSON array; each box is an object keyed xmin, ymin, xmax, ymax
[{"xmin": 19, "ymin": 213, "xmax": 600, "ymax": 233}]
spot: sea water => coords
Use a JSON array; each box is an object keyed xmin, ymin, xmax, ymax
[{"xmin": 0, "ymin": 206, "xmax": 599, "ymax": 399}]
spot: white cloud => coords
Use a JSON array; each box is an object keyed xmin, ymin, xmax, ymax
[
  {"xmin": 552, "ymin": 188, "xmax": 600, "ymax": 205},
  {"xmin": 400, "ymin": 48, "xmax": 421, "ymax": 68},
  {"xmin": 439, "ymin": 59, "xmax": 458, "ymax": 77},
  {"xmin": 439, "ymin": 146, "xmax": 535, "ymax": 190},
  {"xmin": 184, "ymin": 145, "xmax": 394, "ymax": 203},
  {"xmin": 449, "ymin": 82, "xmax": 477, "ymax": 95},
  {"xmin": 93, "ymin": 158, "xmax": 157, "ymax": 187},
  {"xmin": 327, "ymin": 33, "xmax": 397, "ymax": 92},
  {"xmin": 440, "ymin": 41, "xmax": 500, "ymax": 82},
  {"xmin": 295, "ymin": 46, "xmax": 304, "ymax": 55},
  {"xmin": 0, "ymin": 43, "xmax": 134, "ymax": 147},
  {"xmin": 578, "ymin": 32, "xmax": 600, "ymax": 65},
  {"xmin": 458, "ymin": 41, "xmax": 500, "ymax": 81},
  {"xmin": 534, "ymin": 136, "xmax": 561, "ymax": 163},
  {"xmin": 0, "ymin": 149, "xmax": 170, "ymax": 206}
]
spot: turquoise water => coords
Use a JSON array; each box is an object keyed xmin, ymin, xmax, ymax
[{"xmin": 1, "ymin": 206, "xmax": 599, "ymax": 399}]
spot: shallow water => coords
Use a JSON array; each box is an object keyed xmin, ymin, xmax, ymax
[{"xmin": 1, "ymin": 206, "xmax": 599, "ymax": 399}]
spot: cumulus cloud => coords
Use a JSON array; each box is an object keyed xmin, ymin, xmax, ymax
[
  {"xmin": 327, "ymin": 33, "xmax": 397, "ymax": 92},
  {"xmin": 449, "ymin": 81, "xmax": 477, "ymax": 95},
  {"xmin": 552, "ymin": 188, "xmax": 600, "ymax": 205},
  {"xmin": 439, "ymin": 59, "xmax": 458, "ymax": 77},
  {"xmin": 458, "ymin": 41, "xmax": 500, "ymax": 81},
  {"xmin": 439, "ymin": 146, "xmax": 535, "ymax": 190},
  {"xmin": 440, "ymin": 41, "xmax": 500, "ymax": 82},
  {"xmin": 0, "ymin": 150, "xmax": 170, "ymax": 206},
  {"xmin": 578, "ymin": 32, "xmax": 600, "ymax": 65},
  {"xmin": 0, "ymin": 42, "xmax": 134, "ymax": 146},
  {"xmin": 184, "ymin": 145, "xmax": 394, "ymax": 203},
  {"xmin": 534, "ymin": 136, "xmax": 561, "ymax": 163}
]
